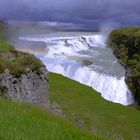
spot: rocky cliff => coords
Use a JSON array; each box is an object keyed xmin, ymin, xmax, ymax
[
  {"xmin": 0, "ymin": 21, "xmax": 49, "ymax": 106},
  {"xmin": 109, "ymin": 27, "xmax": 140, "ymax": 105},
  {"xmin": 0, "ymin": 66, "xmax": 49, "ymax": 105},
  {"xmin": 0, "ymin": 42, "xmax": 49, "ymax": 106}
]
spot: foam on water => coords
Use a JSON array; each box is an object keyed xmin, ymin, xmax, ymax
[{"xmin": 20, "ymin": 32, "xmax": 134, "ymax": 105}]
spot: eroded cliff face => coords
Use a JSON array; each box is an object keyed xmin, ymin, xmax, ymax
[
  {"xmin": 0, "ymin": 66, "xmax": 49, "ymax": 106},
  {"xmin": 109, "ymin": 27, "xmax": 140, "ymax": 105}
]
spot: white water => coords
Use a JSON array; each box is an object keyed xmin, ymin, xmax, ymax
[{"xmin": 20, "ymin": 32, "xmax": 134, "ymax": 105}]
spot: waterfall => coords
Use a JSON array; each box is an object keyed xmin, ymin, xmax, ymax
[{"xmin": 20, "ymin": 32, "xmax": 134, "ymax": 105}]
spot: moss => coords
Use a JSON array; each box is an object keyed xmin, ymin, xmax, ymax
[
  {"xmin": 0, "ymin": 29, "xmax": 42, "ymax": 78},
  {"xmin": 109, "ymin": 27, "xmax": 140, "ymax": 104},
  {"xmin": 15, "ymin": 53, "xmax": 42, "ymax": 72},
  {"xmin": 0, "ymin": 52, "xmax": 42, "ymax": 77},
  {"xmin": 0, "ymin": 43, "xmax": 15, "ymax": 52}
]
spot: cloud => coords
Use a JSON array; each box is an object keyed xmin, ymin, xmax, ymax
[{"xmin": 0, "ymin": 0, "xmax": 140, "ymax": 28}]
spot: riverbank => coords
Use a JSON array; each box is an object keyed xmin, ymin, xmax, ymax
[
  {"xmin": 109, "ymin": 27, "xmax": 140, "ymax": 105},
  {"xmin": 49, "ymin": 72, "xmax": 140, "ymax": 140}
]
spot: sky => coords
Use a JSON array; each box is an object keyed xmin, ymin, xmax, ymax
[{"xmin": 0, "ymin": 0, "xmax": 140, "ymax": 29}]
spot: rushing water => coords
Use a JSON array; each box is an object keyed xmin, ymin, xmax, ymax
[{"xmin": 20, "ymin": 31, "xmax": 134, "ymax": 105}]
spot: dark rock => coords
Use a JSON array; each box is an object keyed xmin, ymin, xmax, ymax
[
  {"xmin": 80, "ymin": 60, "xmax": 93, "ymax": 66},
  {"xmin": 50, "ymin": 101, "xmax": 63, "ymax": 116},
  {"xmin": 75, "ymin": 119, "xmax": 85, "ymax": 129},
  {"xmin": 0, "ymin": 66, "xmax": 49, "ymax": 106}
]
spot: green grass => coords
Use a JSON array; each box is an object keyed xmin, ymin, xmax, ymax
[
  {"xmin": 0, "ymin": 52, "xmax": 42, "ymax": 77},
  {"xmin": 0, "ymin": 99, "xmax": 105, "ymax": 140},
  {"xmin": 0, "ymin": 42, "xmax": 15, "ymax": 52},
  {"xmin": 0, "ymin": 30, "xmax": 42, "ymax": 77},
  {"xmin": 0, "ymin": 51, "xmax": 42, "ymax": 77},
  {"xmin": 0, "ymin": 30, "xmax": 14, "ymax": 52},
  {"xmin": 49, "ymin": 73, "xmax": 140, "ymax": 140}
]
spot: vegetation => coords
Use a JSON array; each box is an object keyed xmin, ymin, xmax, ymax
[
  {"xmin": 109, "ymin": 27, "xmax": 140, "ymax": 75},
  {"xmin": 0, "ymin": 52, "xmax": 42, "ymax": 77},
  {"xmin": 0, "ymin": 29, "xmax": 42, "ymax": 77},
  {"xmin": 109, "ymin": 27, "xmax": 140, "ymax": 104},
  {"xmin": 0, "ymin": 42, "xmax": 15, "ymax": 52},
  {"xmin": 0, "ymin": 99, "xmax": 105, "ymax": 140},
  {"xmin": 49, "ymin": 73, "xmax": 140, "ymax": 140}
]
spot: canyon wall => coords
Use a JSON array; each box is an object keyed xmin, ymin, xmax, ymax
[{"xmin": 109, "ymin": 27, "xmax": 140, "ymax": 105}]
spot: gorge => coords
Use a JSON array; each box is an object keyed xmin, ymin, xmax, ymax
[
  {"xmin": 1, "ymin": 22, "xmax": 140, "ymax": 140},
  {"xmin": 18, "ymin": 30, "xmax": 134, "ymax": 105}
]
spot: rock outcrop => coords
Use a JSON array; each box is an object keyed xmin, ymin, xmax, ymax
[
  {"xmin": 0, "ymin": 20, "xmax": 49, "ymax": 106},
  {"xmin": 0, "ymin": 20, "xmax": 7, "ymax": 30},
  {"xmin": 0, "ymin": 66, "xmax": 49, "ymax": 106}
]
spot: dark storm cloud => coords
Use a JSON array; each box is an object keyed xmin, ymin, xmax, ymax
[{"xmin": 0, "ymin": 0, "xmax": 140, "ymax": 28}]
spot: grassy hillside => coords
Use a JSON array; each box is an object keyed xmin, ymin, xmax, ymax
[
  {"xmin": 0, "ymin": 99, "xmax": 105, "ymax": 140},
  {"xmin": 49, "ymin": 73, "xmax": 140, "ymax": 140},
  {"xmin": 109, "ymin": 27, "xmax": 140, "ymax": 104}
]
